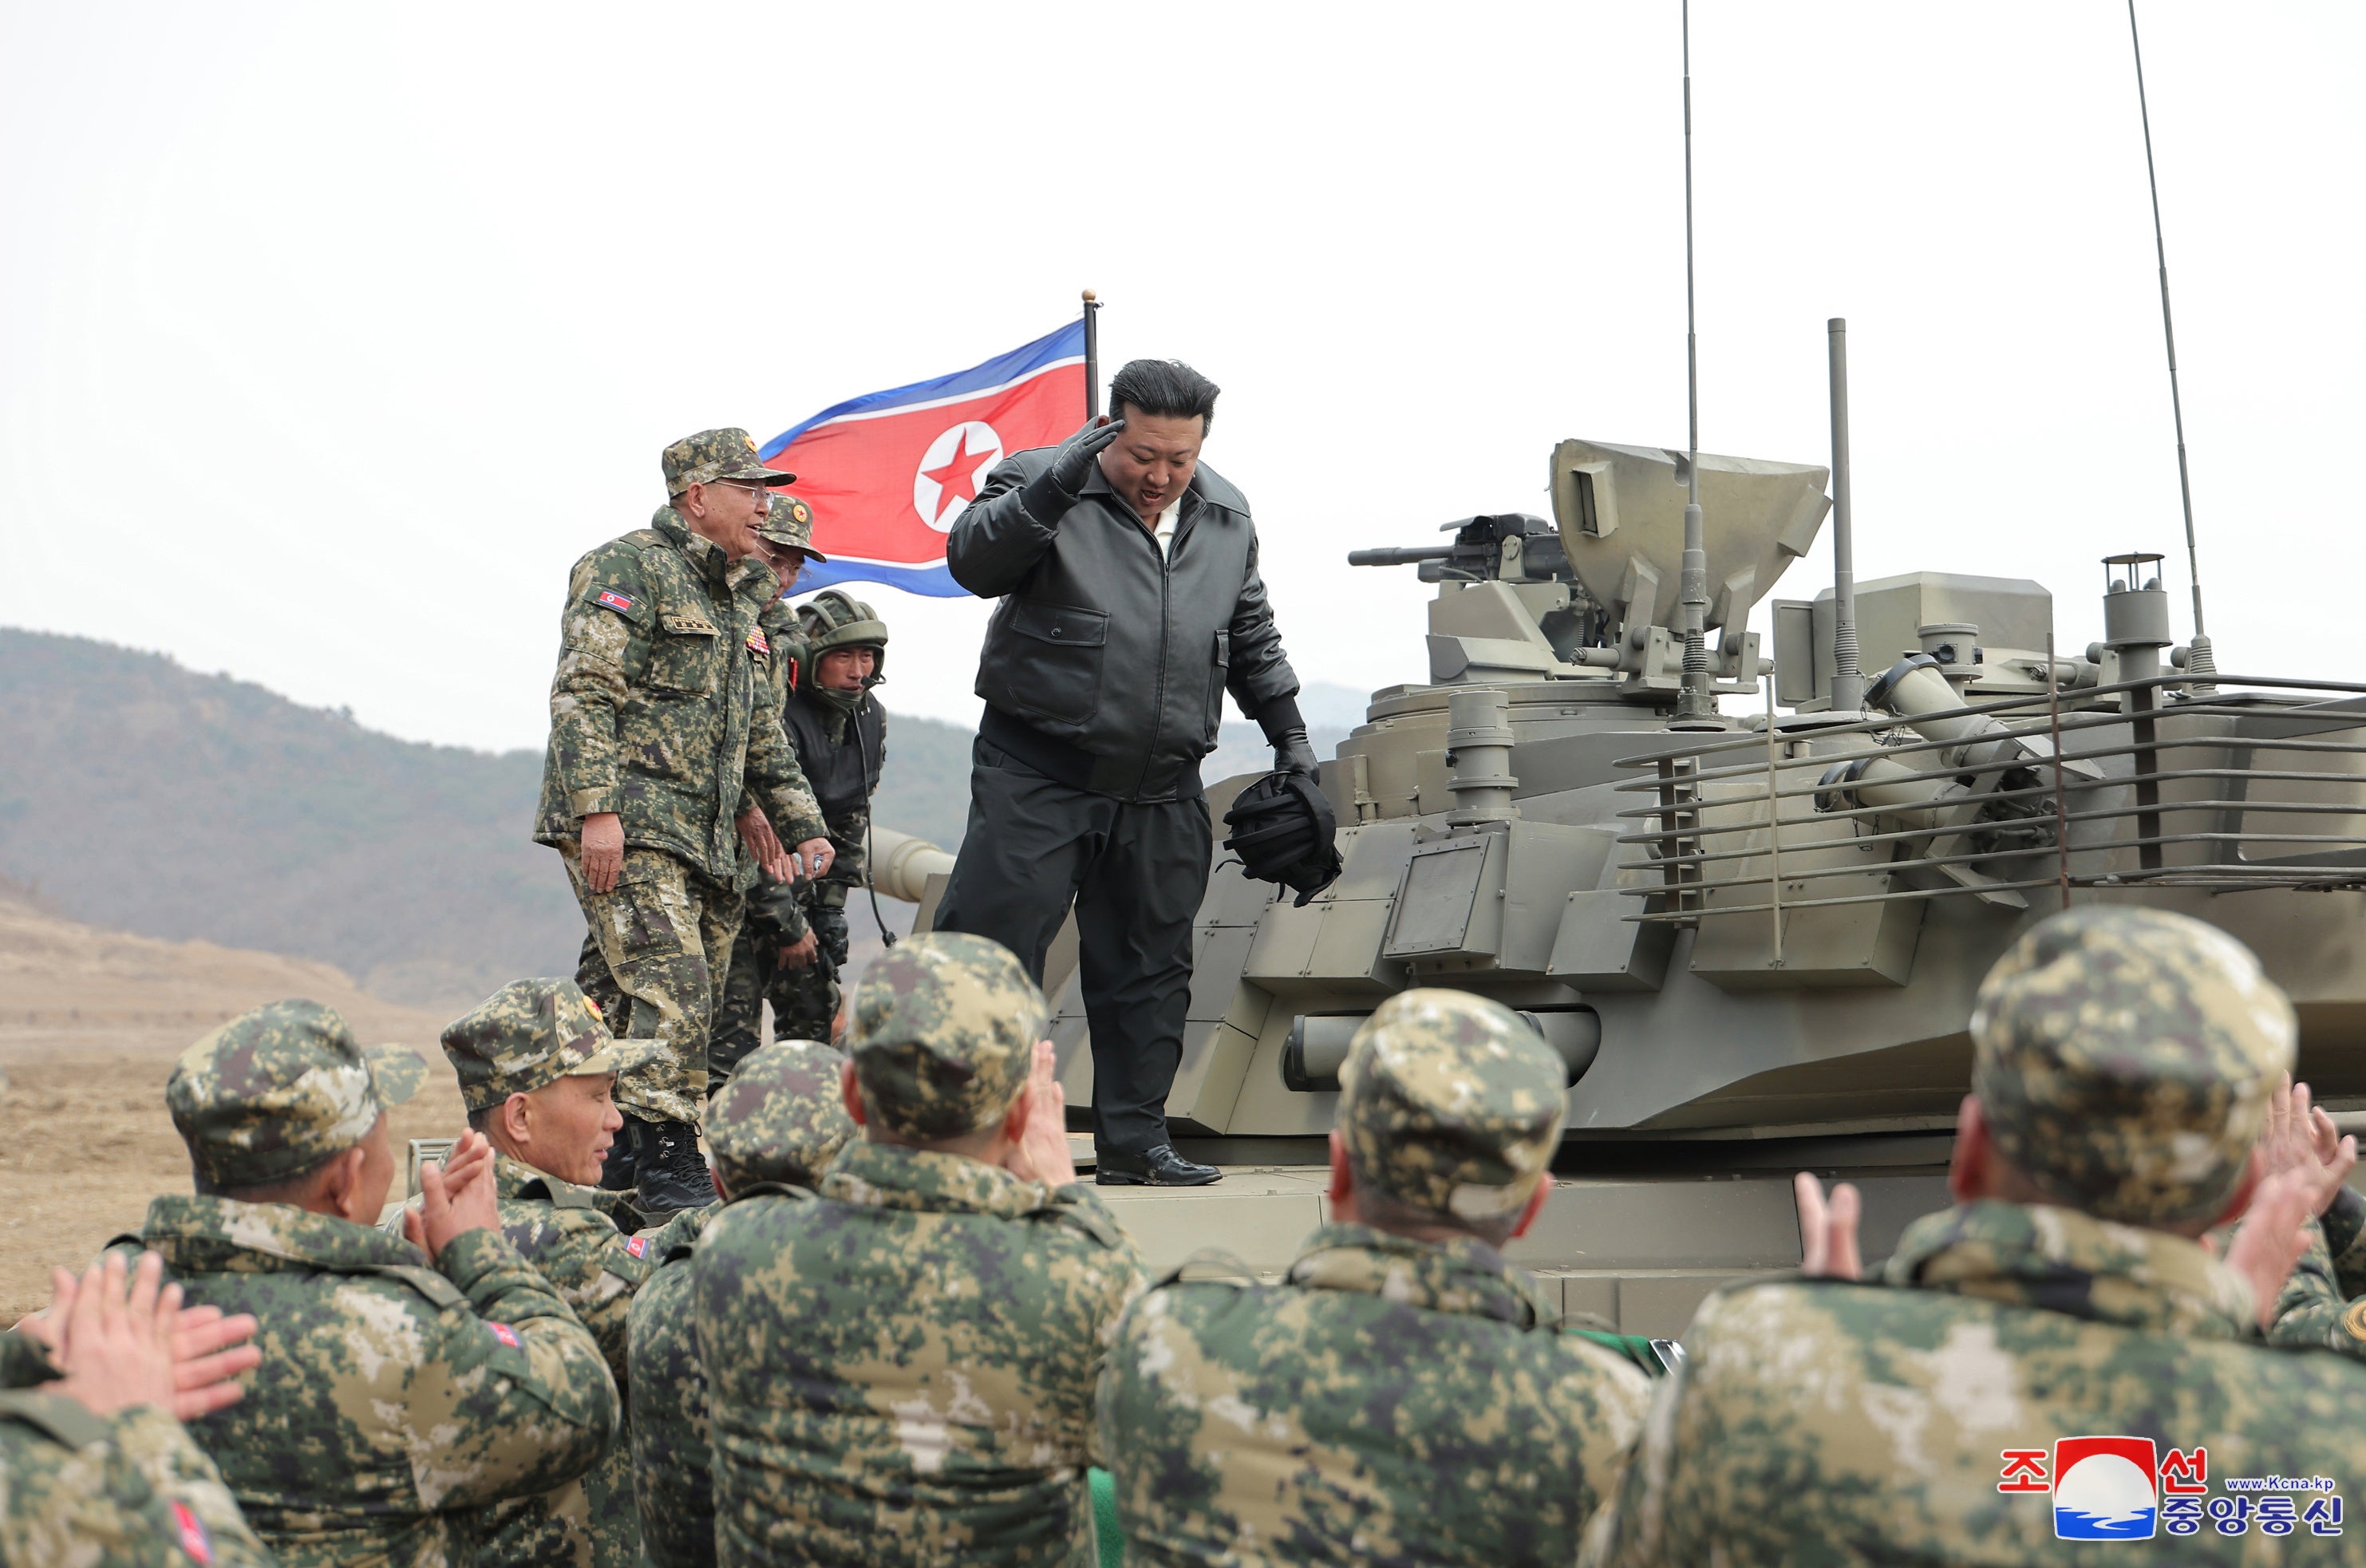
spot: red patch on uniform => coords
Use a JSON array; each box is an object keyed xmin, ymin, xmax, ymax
[
  {"xmin": 171, "ymin": 1500, "xmax": 214, "ymax": 1564},
  {"xmin": 747, "ymin": 629, "xmax": 770, "ymax": 656},
  {"xmin": 488, "ymin": 1321, "xmax": 519, "ymax": 1349},
  {"xmin": 596, "ymin": 589, "xmax": 638, "ymax": 614},
  {"xmin": 626, "ymin": 1235, "xmax": 649, "ymax": 1258}
]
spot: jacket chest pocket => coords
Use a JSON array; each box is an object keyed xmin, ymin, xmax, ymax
[
  {"xmin": 649, "ymin": 613, "xmax": 721, "ymax": 696},
  {"xmin": 1001, "ymin": 599, "xmax": 1107, "ymax": 728}
]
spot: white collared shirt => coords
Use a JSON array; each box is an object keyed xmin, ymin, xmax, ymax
[{"xmin": 1151, "ymin": 496, "xmax": 1182, "ymax": 559}]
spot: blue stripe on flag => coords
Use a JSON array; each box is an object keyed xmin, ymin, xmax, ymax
[
  {"xmin": 760, "ymin": 319, "xmax": 1087, "ymax": 462},
  {"xmin": 795, "ymin": 559, "xmax": 965, "ymax": 598}
]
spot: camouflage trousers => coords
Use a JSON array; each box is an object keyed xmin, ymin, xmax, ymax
[
  {"xmin": 560, "ymin": 842, "xmax": 745, "ymax": 1127},
  {"xmin": 711, "ymin": 905, "xmax": 846, "ymax": 1094}
]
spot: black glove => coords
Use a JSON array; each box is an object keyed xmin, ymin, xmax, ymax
[
  {"xmin": 1272, "ymin": 728, "xmax": 1319, "ymax": 779},
  {"xmin": 1255, "ymin": 693, "xmax": 1318, "ymax": 779},
  {"xmin": 1019, "ymin": 418, "xmax": 1125, "ymax": 524}
]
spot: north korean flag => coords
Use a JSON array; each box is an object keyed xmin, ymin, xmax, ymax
[{"xmin": 759, "ymin": 321, "xmax": 1087, "ymax": 597}]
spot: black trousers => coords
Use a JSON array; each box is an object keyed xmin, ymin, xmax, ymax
[{"xmin": 932, "ymin": 738, "xmax": 1211, "ymax": 1157}]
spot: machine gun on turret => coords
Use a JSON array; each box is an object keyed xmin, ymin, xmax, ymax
[{"xmin": 1348, "ymin": 514, "xmax": 1574, "ymax": 585}]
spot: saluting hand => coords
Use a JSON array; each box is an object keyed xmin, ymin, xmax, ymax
[{"xmin": 1046, "ymin": 417, "xmax": 1125, "ymax": 500}]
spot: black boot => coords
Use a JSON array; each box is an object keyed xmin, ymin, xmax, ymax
[
  {"xmin": 636, "ymin": 1119, "xmax": 719, "ymax": 1215},
  {"xmin": 598, "ymin": 1116, "xmax": 646, "ymax": 1191},
  {"xmin": 1096, "ymin": 1144, "xmax": 1222, "ymax": 1187}
]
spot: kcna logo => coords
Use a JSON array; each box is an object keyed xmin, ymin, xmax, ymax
[{"xmin": 1999, "ymin": 1438, "xmax": 2344, "ymax": 1541}]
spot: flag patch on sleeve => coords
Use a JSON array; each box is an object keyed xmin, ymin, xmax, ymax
[
  {"xmin": 487, "ymin": 1321, "xmax": 520, "ymax": 1349},
  {"xmin": 595, "ymin": 589, "xmax": 638, "ymax": 614},
  {"xmin": 171, "ymin": 1500, "xmax": 214, "ymax": 1564},
  {"xmin": 747, "ymin": 629, "xmax": 770, "ymax": 655},
  {"xmin": 626, "ymin": 1234, "xmax": 650, "ymax": 1258}
]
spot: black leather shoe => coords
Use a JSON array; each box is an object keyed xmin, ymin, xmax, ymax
[
  {"xmin": 598, "ymin": 1116, "xmax": 646, "ymax": 1191},
  {"xmin": 636, "ymin": 1119, "xmax": 719, "ymax": 1214},
  {"xmin": 1096, "ymin": 1145, "xmax": 1222, "ymax": 1187}
]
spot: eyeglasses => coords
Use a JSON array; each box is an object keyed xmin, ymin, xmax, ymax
[{"xmin": 713, "ymin": 479, "xmax": 773, "ymax": 504}]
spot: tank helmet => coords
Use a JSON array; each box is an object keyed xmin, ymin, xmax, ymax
[
  {"xmin": 1221, "ymin": 772, "xmax": 1342, "ymax": 906},
  {"xmin": 796, "ymin": 590, "xmax": 888, "ymax": 680}
]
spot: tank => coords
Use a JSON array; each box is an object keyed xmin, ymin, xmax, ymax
[{"xmin": 910, "ymin": 439, "xmax": 2366, "ymax": 1335}]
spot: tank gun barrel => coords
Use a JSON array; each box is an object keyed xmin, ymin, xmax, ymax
[{"xmin": 1346, "ymin": 545, "xmax": 1458, "ymax": 567}]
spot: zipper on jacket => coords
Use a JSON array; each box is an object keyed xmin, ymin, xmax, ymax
[{"xmin": 1132, "ymin": 498, "xmax": 1179, "ymax": 800}]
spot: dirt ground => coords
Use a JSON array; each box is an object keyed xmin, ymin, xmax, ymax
[{"xmin": 0, "ymin": 887, "xmax": 469, "ymax": 1321}]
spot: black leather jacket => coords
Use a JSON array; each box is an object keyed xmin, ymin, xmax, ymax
[{"xmin": 948, "ymin": 448, "xmax": 1299, "ymax": 802}]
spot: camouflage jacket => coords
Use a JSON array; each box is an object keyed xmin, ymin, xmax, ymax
[
  {"xmin": 117, "ymin": 1195, "xmax": 617, "ymax": 1568},
  {"xmin": 1582, "ymin": 1200, "xmax": 2366, "ymax": 1566},
  {"xmin": 1100, "ymin": 1222, "xmax": 1653, "ymax": 1568},
  {"xmin": 0, "ymin": 1393, "xmax": 275, "ymax": 1566},
  {"xmin": 2268, "ymin": 1183, "xmax": 2366, "ymax": 1361},
  {"xmin": 476, "ymin": 1152, "xmax": 701, "ymax": 1568},
  {"xmin": 692, "ymin": 1140, "xmax": 1147, "ymax": 1567},
  {"xmin": 536, "ymin": 508, "xmax": 828, "ymax": 886},
  {"xmin": 630, "ymin": 1188, "xmax": 810, "ymax": 1568}
]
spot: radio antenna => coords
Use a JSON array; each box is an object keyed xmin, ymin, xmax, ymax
[
  {"xmin": 2127, "ymin": 0, "xmax": 2215, "ymax": 681},
  {"xmin": 1673, "ymin": 0, "xmax": 1720, "ymax": 725}
]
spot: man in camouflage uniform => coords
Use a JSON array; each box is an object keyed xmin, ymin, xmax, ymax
[
  {"xmin": 693, "ymin": 932, "xmax": 1146, "ymax": 1566},
  {"xmin": 0, "ymin": 1249, "xmax": 271, "ymax": 1566},
  {"xmin": 2262, "ymin": 1075, "xmax": 2366, "ymax": 1360},
  {"xmin": 1583, "ymin": 906, "xmax": 2366, "ymax": 1566},
  {"xmin": 632, "ymin": 1038, "xmax": 856, "ymax": 1568},
  {"xmin": 538, "ymin": 427, "xmax": 835, "ymax": 1214},
  {"xmin": 440, "ymin": 978, "xmax": 709, "ymax": 1566},
  {"xmin": 714, "ymin": 584, "xmax": 890, "ymax": 1084},
  {"xmin": 1098, "ymin": 989, "xmax": 1653, "ymax": 1566},
  {"xmin": 119, "ymin": 998, "xmax": 618, "ymax": 1567}
]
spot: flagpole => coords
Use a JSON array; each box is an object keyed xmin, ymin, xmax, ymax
[{"xmin": 1082, "ymin": 289, "xmax": 1101, "ymax": 420}]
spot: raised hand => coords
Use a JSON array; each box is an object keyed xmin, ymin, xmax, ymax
[
  {"xmin": 2261, "ymin": 1074, "xmax": 2360, "ymax": 1218},
  {"xmin": 407, "ymin": 1130, "xmax": 500, "ymax": 1263},
  {"xmin": 2224, "ymin": 1168, "xmax": 2317, "ymax": 1329},
  {"xmin": 1045, "ymin": 417, "xmax": 1125, "ymax": 499},
  {"xmin": 1794, "ymin": 1171, "xmax": 1864, "ymax": 1280},
  {"xmin": 1005, "ymin": 1040, "xmax": 1076, "ymax": 1188}
]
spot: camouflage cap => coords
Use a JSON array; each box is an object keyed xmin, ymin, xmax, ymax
[
  {"xmin": 847, "ymin": 932, "xmax": 1045, "ymax": 1140},
  {"xmin": 1971, "ymin": 905, "xmax": 2295, "ymax": 1226},
  {"xmin": 168, "ymin": 999, "xmax": 428, "ymax": 1190},
  {"xmin": 663, "ymin": 428, "xmax": 796, "ymax": 494},
  {"xmin": 708, "ymin": 1039, "xmax": 857, "ymax": 1190},
  {"xmin": 1339, "ymin": 989, "xmax": 1566, "ymax": 1222},
  {"xmin": 438, "ymin": 978, "xmax": 666, "ymax": 1114},
  {"xmin": 757, "ymin": 492, "xmax": 829, "ymax": 563}
]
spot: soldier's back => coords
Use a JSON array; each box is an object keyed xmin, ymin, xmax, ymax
[
  {"xmin": 125, "ymin": 1193, "xmax": 618, "ymax": 1568},
  {"xmin": 1586, "ymin": 1203, "xmax": 2366, "ymax": 1566},
  {"xmin": 1102, "ymin": 1224, "xmax": 1652, "ymax": 1568},
  {"xmin": 693, "ymin": 1143, "xmax": 1144, "ymax": 1568},
  {"xmin": 0, "ymin": 1393, "xmax": 274, "ymax": 1567}
]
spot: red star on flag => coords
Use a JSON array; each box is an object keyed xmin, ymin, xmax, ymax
[{"xmin": 921, "ymin": 429, "xmax": 989, "ymax": 524}]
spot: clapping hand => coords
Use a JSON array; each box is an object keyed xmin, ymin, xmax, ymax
[{"xmin": 1794, "ymin": 1171, "xmax": 1864, "ymax": 1280}]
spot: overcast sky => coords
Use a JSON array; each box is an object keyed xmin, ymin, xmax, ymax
[{"xmin": 3, "ymin": 2, "xmax": 2358, "ymax": 752}]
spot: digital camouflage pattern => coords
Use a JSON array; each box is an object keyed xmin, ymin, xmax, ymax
[
  {"xmin": 115, "ymin": 1195, "xmax": 616, "ymax": 1568},
  {"xmin": 663, "ymin": 428, "xmax": 796, "ymax": 495},
  {"xmin": 630, "ymin": 1203, "xmax": 729, "ymax": 1568},
  {"xmin": 1970, "ymin": 905, "xmax": 2294, "ymax": 1226},
  {"xmin": 757, "ymin": 492, "xmax": 827, "ymax": 561},
  {"xmin": 438, "ymin": 977, "xmax": 663, "ymax": 1113},
  {"xmin": 692, "ymin": 1139, "xmax": 1147, "ymax": 1566},
  {"xmin": 0, "ymin": 1395, "xmax": 274, "ymax": 1566},
  {"xmin": 1581, "ymin": 1200, "xmax": 2366, "ymax": 1566},
  {"xmin": 1338, "ymin": 989, "xmax": 1566, "ymax": 1222},
  {"xmin": 536, "ymin": 503, "xmax": 828, "ymax": 1122},
  {"xmin": 2269, "ymin": 1184, "xmax": 2366, "ymax": 1361},
  {"xmin": 167, "ymin": 999, "xmax": 426, "ymax": 1190},
  {"xmin": 634, "ymin": 1040, "xmax": 853, "ymax": 1563},
  {"xmin": 1101, "ymin": 1223, "xmax": 1652, "ymax": 1568},
  {"xmin": 707, "ymin": 1039, "xmax": 856, "ymax": 1192},
  {"xmin": 563, "ymin": 843, "xmax": 747, "ymax": 1124},
  {"xmin": 845, "ymin": 932, "xmax": 1045, "ymax": 1141},
  {"xmin": 472, "ymin": 1152, "xmax": 701, "ymax": 1568},
  {"xmin": 536, "ymin": 508, "xmax": 826, "ymax": 878}
]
